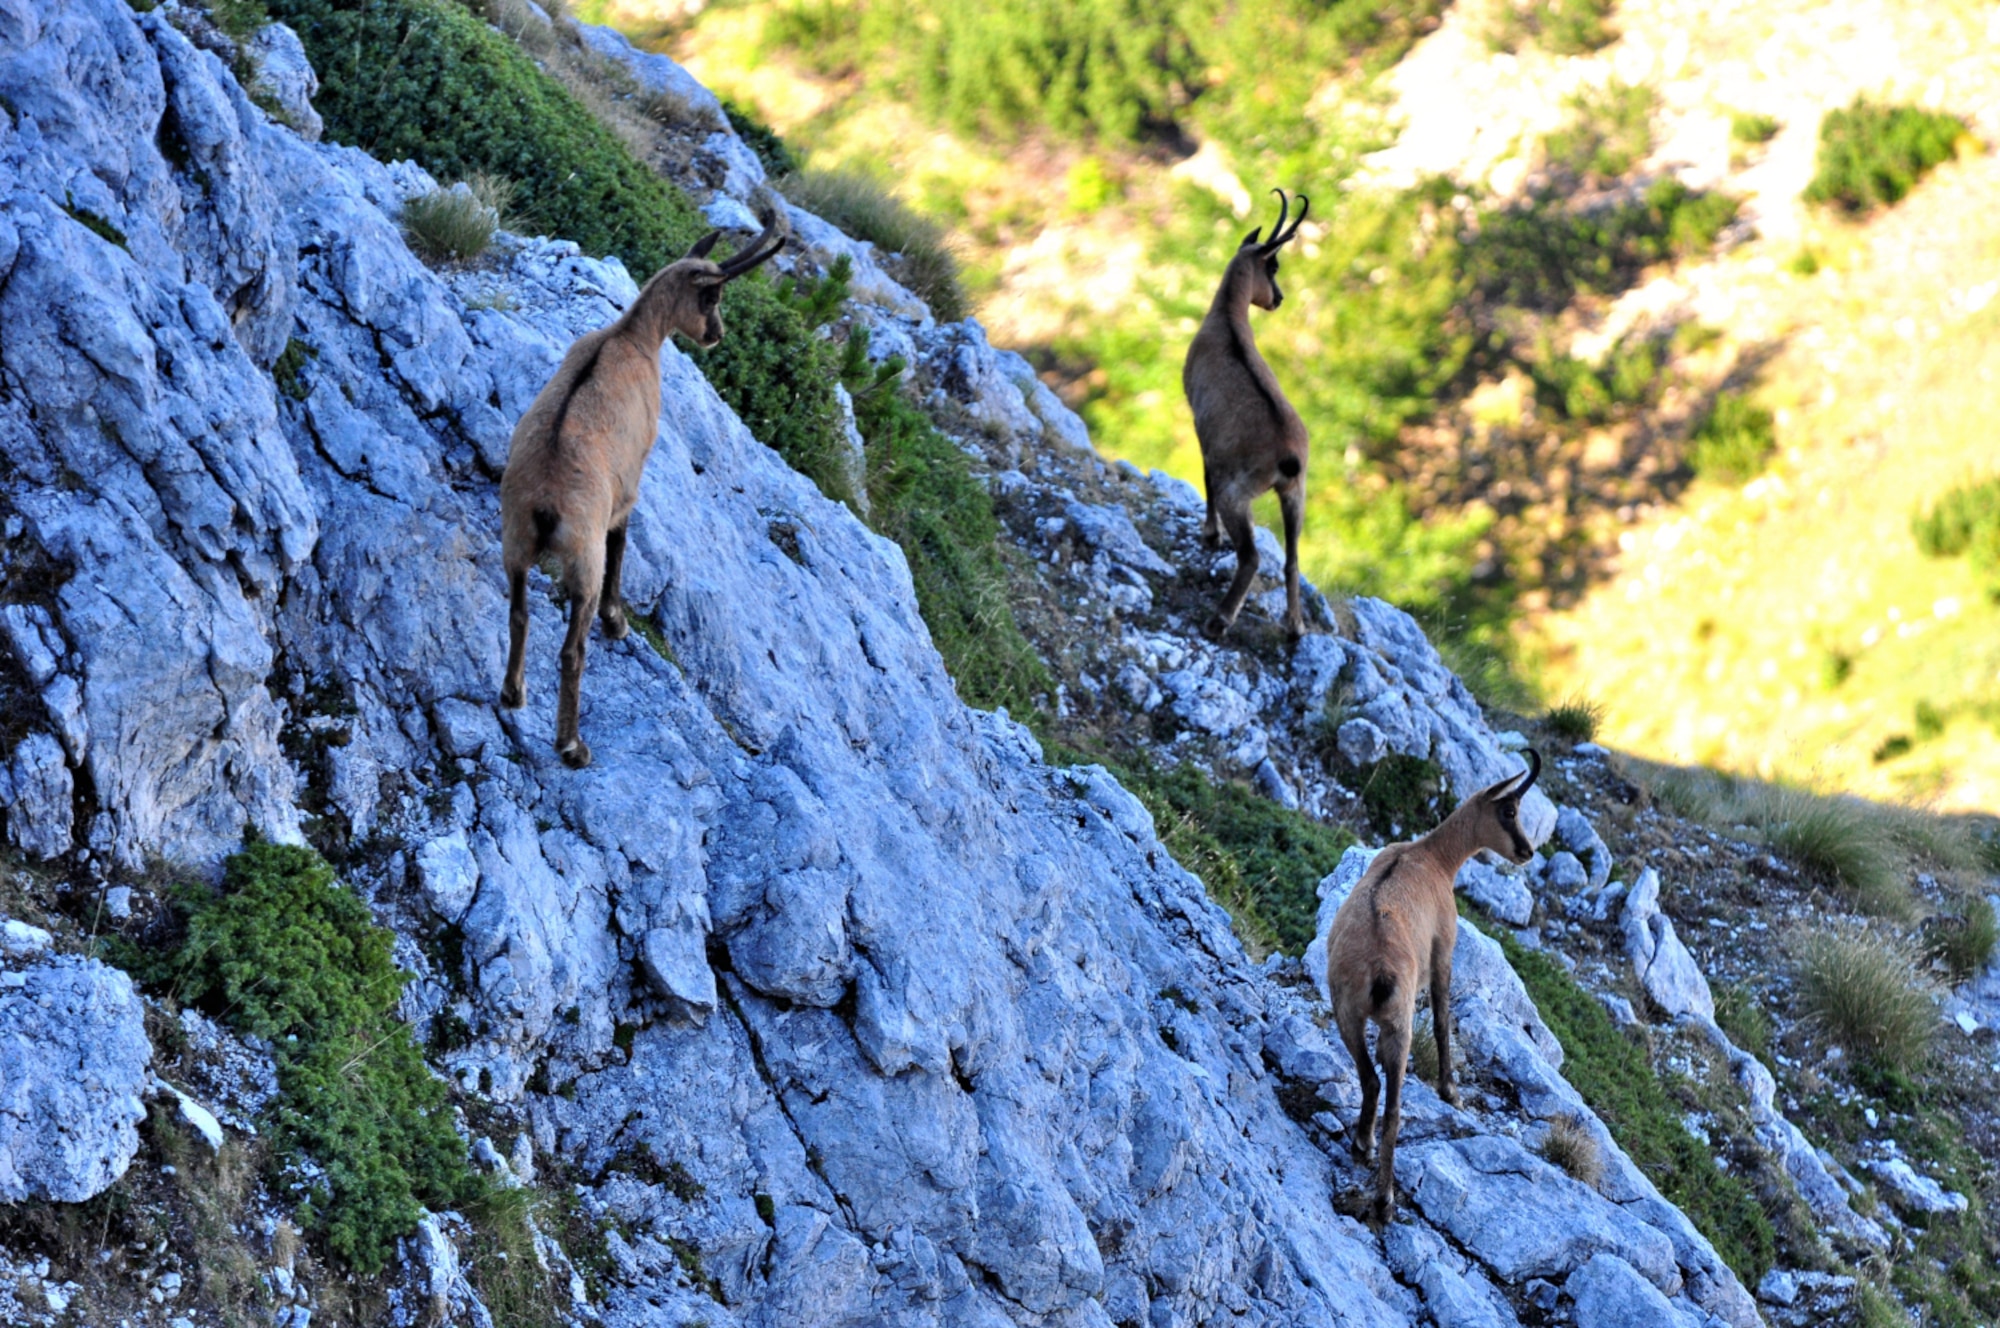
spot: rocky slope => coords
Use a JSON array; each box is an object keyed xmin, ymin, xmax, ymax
[{"xmin": 0, "ymin": 2, "xmax": 1978, "ymax": 1326}]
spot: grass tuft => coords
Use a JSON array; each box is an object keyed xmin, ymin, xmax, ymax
[
  {"xmin": 1486, "ymin": 0, "xmax": 1617, "ymax": 55},
  {"xmin": 1793, "ymin": 926, "xmax": 1940, "ymax": 1073},
  {"xmin": 1539, "ymin": 1111, "xmax": 1605, "ymax": 1188},
  {"xmin": 1923, "ymin": 895, "xmax": 1997, "ymax": 985},
  {"xmin": 1753, "ymin": 785, "xmax": 1905, "ymax": 915},
  {"xmin": 401, "ymin": 174, "xmax": 512, "ymax": 263},
  {"xmin": 1688, "ymin": 389, "xmax": 1777, "ymax": 484},
  {"xmin": 777, "ymin": 167, "xmax": 967, "ymax": 321},
  {"xmin": 1730, "ymin": 111, "xmax": 1782, "ymax": 145},
  {"xmin": 1541, "ymin": 693, "xmax": 1603, "ymax": 742},
  {"xmin": 1803, "ymin": 99, "xmax": 1967, "ymax": 215}
]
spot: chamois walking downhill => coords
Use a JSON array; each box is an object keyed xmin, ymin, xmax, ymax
[
  {"xmin": 499, "ymin": 210, "xmax": 788, "ymax": 767},
  {"xmin": 1325, "ymin": 750, "xmax": 1543, "ymax": 1222},
  {"xmin": 1182, "ymin": 188, "xmax": 1312, "ymax": 640}
]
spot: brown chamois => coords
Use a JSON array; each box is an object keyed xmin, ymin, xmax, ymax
[
  {"xmin": 1325, "ymin": 749, "xmax": 1543, "ymax": 1222},
  {"xmin": 499, "ymin": 210, "xmax": 788, "ymax": 768},
  {"xmin": 1182, "ymin": 187, "xmax": 1311, "ymax": 641}
]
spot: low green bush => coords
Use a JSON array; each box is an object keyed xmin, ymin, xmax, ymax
[
  {"xmin": 1357, "ymin": 753, "xmax": 1448, "ymax": 839},
  {"xmin": 1545, "ymin": 81, "xmax": 1656, "ymax": 181},
  {"xmin": 1687, "ymin": 389, "xmax": 1775, "ymax": 484},
  {"xmin": 1794, "ymin": 926, "xmax": 1939, "ymax": 1073},
  {"xmin": 1470, "ymin": 180, "xmax": 1738, "ymax": 312},
  {"xmin": 132, "ymin": 841, "xmax": 477, "ymax": 1274},
  {"xmin": 1488, "ymin": 923, "xmax": 1774, "ymax": 1283},
  {"xmin": 1803, "ymin": 99, "xmax": 1966, "ymax": 215},
  {"xmin": 1730, "ymin": 111, "xmax": 1782, "ymax": 145},
  {"xmin": 1485, "ymin": 0, "xmax": 1616, "ymax": 55},
  {"xmin": 1912, "ymin": 475, "xmax": 2000, "ymax": 576},
  {"xmin": 1106, "ymin": 758, "xmax": 1358, "ymax": 954}
]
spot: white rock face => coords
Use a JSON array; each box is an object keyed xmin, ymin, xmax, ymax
[
  {"xmin": 0, "ymin": 952, "xmax": 153, "ymax": 1202},
  {"xmin": 0, "ymin": 3, "xmax": 1799, "ymax": 1322},
  {"xmin": 1621, "ymin": 869, "xmax": 1714, "ymax": 1022}
]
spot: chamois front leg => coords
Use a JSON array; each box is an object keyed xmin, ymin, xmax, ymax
[
  {"xmin": 501, "ymin": 565, "xmax": 530, "ymax": 709},
  {"xmin": 1373, "ymin": 1014, "xmax": 1412, "ymax": 1224},
  {"xmin": 1431, "ymin": 937, "xmax": 1459, "ymax": 1107},
  {"xmin": 1205, "ymin": 501, "xmax": 1260, "ymax": 640},
  {"xmin": 599, "ymin": 521, "xmax": 630, "ymax": 640},
  {"xmin": 1278, "ymin": 478, "xmax": 1305, "ymax": 641},
  {"xmin": 554, "ymin": 547, "xmax": 604, "ymax": 769}
]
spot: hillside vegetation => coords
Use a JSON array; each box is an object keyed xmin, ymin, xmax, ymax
[{"xmin": 648, "ymin": 0, "xmax": 2000, "ymax": 810}]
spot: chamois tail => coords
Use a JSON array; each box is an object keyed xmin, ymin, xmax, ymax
[
  {"xmin": 1277, "ymin": 455, "xmax": 1302, "ymax": 479},
  {"xmin": 1368, "ymin": 972, "xmax": 1397, "ymax": 1012}
]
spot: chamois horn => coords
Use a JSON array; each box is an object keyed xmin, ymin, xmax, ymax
[{"xmin": 716, "ymin": 209, "xmax": 788, "ymax": 279}]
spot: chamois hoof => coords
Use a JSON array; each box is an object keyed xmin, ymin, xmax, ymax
[
  {"xmin": 1439, "ymin": 1082, "xmax": 1460, "ymax": 1108},
  {"xmin": 500, "ymin": 680, "xmax": 525, "ymax": 709},
  {"xmin": 601, "ymin": 608, "xmax": 629, "ymax": 641},
  {"xmin": 557, "ymin": 737, "xmax": 593, "ymax": 769},
  {"xmin": 1368, "ymin": 1192, "xmax": 1395, "ymax": 1226},
  {"xmin": 1284, "ymin": 618, "xmax": 1305, "ymax": 643},
  {"xmin": 1202, "ymin": 614, "xmax": 1231, "ymax": 642}
]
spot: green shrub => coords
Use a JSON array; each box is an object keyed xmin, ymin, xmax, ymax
[
  {"xmin": 1803, "ymin": 99, "xmax": 1966, "ymax": 215},
  {"xmin": 1545, "ymin": 81, "xmax": 1656, "ymax": 180},
  {"xmin": 1794, "ymin": 926, "xmax": 1940, "ymax": 1073},
  {"xmin": 1489, "ymin": 923, "xmax": 1774, "ymax": 1283},
  {"xmin": 852, "ymin": 344, "xmax": 1050, "ymax": 714},
  {"xmin": 1542, "ymin": 693, "xmax": 1603, "ymax": 741},
  {"xmin": 1486, "ymin": 0, "xmax": 1617, "ymax": 56},
  {"xmin": 1108, "ymin": 758, "xmax": 1358, "ymax": 954},
  {"xmin": 1912, "ymin": 475, "xmax": 2000, "ymax": 576},
  {"xmin": 1469, "ymin": 181, "xmax": 1738, "ymax": 312},
  {"xmin": 1687, "ymin": 389, "xmax": 1776, "ymax": 483},
  {"xmin": 721, "ymin": 97, "xmax": 798, "ymax": 176},
  {"xmin": 139, "ymin": 841, "xmax": 477, "ymax": 1273},
  {"xmin": 777, "ymin": 168, "xmax": 967, "ymax": 320},
  {"xmin": 1730, "ymin": 111, "xmax": 1782, "ymax": 145},
  {"xmin": 273, "ymin": 337, "xmax": 318, "ymax": 401},
  {"xmin": 1358, "ymin": 753, "xmax": 1448, "ymax": 838}
]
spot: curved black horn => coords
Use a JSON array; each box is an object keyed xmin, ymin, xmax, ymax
[
  {"xmin": 1279, "ymin": 192, "xmax": 1310, "ymax": 244},
  {"xmin": 717, "ymin": 210, "xmax": 789, "ymax": 279},
  {"xmin": 1514, "ymin": 747, "xmax": 1541, "ymax": 794},
  {"xmin": 1265, "ymin": 188, "xmax": 1289, "ymax": 246}
]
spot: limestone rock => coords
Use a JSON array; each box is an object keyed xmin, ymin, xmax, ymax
[
  {"xmin": 1621, "ymin": 869, "xmax": 1714, "ymax": 1022},
  {"xmin": 0, "ymin": 953, "xmax": 153, "ymax": 1202}
]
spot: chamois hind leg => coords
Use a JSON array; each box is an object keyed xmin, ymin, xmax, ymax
[
  {"xmin": 1278, "ymin": 478, "xmax": 1305, "ymax": 641},
  {"xmin": 501, "ymin": 564, "xmax": 530, "ymax": 710},
  {"xmin": 1200, "ymin": 460, "xmax": 1224, "ymax": 548},
  {"xmin": 1373, "ymin": 1009, "xmax": 1414, "ymax": 1223},
  {"xmin": 1204, "ymin": 498, "xmax": 1260, "ymax": 640},
  {"xmin": 599, "ymin": 521, "xmax": 630, "ymax": 641},
  {"xmin": 1431, "ymin": 936, "xmax": 1459, "ymax": 1107},
  {"xmin": 554, "ymin": 544, "xmax": 604, "ymax": 769},
  {"xmin": 1335, "ymin": 1000, "xmax": 1379, "ymax": 1166}
]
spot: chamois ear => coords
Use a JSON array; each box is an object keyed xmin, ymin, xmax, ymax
[
  {"xmin": 1240, "ymin": 228, "xmax": 1264, "ymax": 248},
  {"xmin": 686, "ymin": 231, "xmax": 722, "ymax": 259}
]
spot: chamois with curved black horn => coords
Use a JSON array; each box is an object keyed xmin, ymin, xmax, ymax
[
  {"xmin": 1182, "ymin": 187, "xmax": 1311, "ymax": 640},
  {"xmin": 1325, "ymin": 749, "xmax": 1543, "ymax": 1222},
  {"xmin": 499, "ymin": 210, "xmax": 788, "ymax": 767}
]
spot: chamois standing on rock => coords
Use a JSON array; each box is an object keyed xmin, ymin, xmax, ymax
[
  {"xmin": 499, "ymin": 211, "xmax": 788, "ymax": 767},
  {"xmin": 1182, "ymin": 188, "xmax": 1311, "ymax": 641},
  {"xmin": 1326, "ymin": 749, "xmax": 1543, "ymax": 1222}
]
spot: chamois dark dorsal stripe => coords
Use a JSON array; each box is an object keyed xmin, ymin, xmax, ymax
[{"xmin": 543, "ymin": 339, "xmax": 607, "ymax": 453}]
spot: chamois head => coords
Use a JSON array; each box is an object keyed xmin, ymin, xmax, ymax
[
  {"xmin": 656, "ymin": 209, "xmax": 789, "ymax": 349},
  {"xmin": 1469, "ymin": 748, "xmax": 1542, "ymax": 863},
  {"xmin": 1228, "ymin": 188, "xmax": 1310, "ymax": 311}
]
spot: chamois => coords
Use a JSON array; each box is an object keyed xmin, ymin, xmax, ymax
[
  {"xmin": 1182, "ymin": 188, "xmax": 1311, "ymax": 641},
  {"xmin": 1325, "ymin": 749, "xmax": 1543, "ymax": 1222},
  {"xmin": 499, "ymin": 210, "xmax": 788, "ymax": 767}
]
